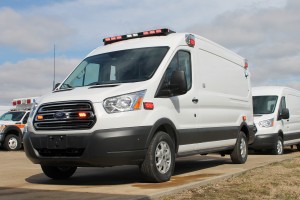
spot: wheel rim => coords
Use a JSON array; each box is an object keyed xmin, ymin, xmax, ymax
[
  {"xmin": 277, "ymin": 140, "xmax": 283, "ymax": 154},
  {"xmin": 155, "ymin": 141, "xmax": 171, "ymax": 174},
  {"xmin": 240, "ymin": 138, "xmax": 247, "ymax": 158},
  {"xmin": 8, "ymin": 137, "xmax": 18, "ymax": 150}
]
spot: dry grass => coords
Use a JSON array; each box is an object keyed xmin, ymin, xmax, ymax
[{"xmin": 162, "ymin": 157, "xmax": 300, "ymax": 200}]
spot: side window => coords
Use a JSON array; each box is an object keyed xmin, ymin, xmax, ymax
[
  {"xmin": 22, "ymin": 113, "xmax": 30, "ymax": 124},
  {"xmin": 164, "ymin": 50, "xmax": 192, "ymax": 90},
  {"xmin": 279, "ymin": 97, "xmax": 286, "ymax": 114}
]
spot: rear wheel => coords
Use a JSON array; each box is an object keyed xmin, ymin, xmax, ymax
[
  {"xmin": 230, "ymin": 131, "xmax": 248, "ymax": 164},
  {"xmin": 271, "ymin": 136, "xmax": 283, "ymax": 155},
  {"xmin": 3, "ymin": 134, "xmax": 21, "ymax": 151},
  {"xmin": 41, "ymin": 165, "xmax": 77, "ymax": 180},
  {"xmin": 140, "ymin": 131, "xmax": 175, "ymax": 183}
]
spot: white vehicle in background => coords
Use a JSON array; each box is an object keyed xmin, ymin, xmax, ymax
[
  {"xmin": 23, "ymin": 28, "xmax": 254, "ymax": 182},
  {"xmin": 251, "ymin": 86, "xmax": 300, "ymax": 154},
  {"xmin": 0, "ymin": 97, "xmax": 38, "ymax": 151}
]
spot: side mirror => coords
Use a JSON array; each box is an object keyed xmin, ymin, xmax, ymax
[
  {"xmin": 169, "ymin": 70, "xmax": 188, "ymax": 96},
  {"xmin": 280, "ymin": 108, "xmax": 290, "ymax": 120},
  {"xmin": 53, "ymin": 83, "xmax": 61, "ymax": 91}
]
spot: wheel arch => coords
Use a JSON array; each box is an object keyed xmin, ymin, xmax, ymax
[
  {"xmin": 146, "ymin": 118, "xmax": 179, "ymax": 153},
  {"xmin": 2, "ymin": 126, "xmax": 22, "ymax": 139},
  {"xmin": 239, "ymin": 122, "xmax": 250, "ymax": 140}
]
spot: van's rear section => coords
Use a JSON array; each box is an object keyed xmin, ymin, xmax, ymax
[{"xmin": 24, "ymin": 28, "xmax": 254, "ymax": 182}]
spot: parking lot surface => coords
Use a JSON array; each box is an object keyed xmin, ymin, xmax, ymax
[{"xmin": 0, "ymin": 149, "xmax": 299, "ymax": 200}]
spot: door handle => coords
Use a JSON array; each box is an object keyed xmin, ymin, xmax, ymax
[{"xmin": 192, "ymin": 98, "xmax": 199, "ymax": 103}]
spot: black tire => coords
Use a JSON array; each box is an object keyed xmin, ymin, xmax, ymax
[
  {"xmin": 3, "ymin": 134, "xmax": 21, "ymax": 151},
  {"xmin": 140, "ymin": 131, "xmax": 175, "ymax": 183},
  {"xmin": 296, "ymin": 144, "xmax": 300, "ymax": 151},
  {"xmin": 41, "ymin": 165, "xmax": 77, "ymax": 180},
  {"xmin": 230, "ymin": 131, "xmax": 248, "ymax": 164},
  {"xmin": 271, "ymin": 136, "xmax": 283, "ymax": 155}
]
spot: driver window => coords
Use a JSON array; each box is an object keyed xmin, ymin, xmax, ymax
[{"xmin": 164, "ymin": 50, "xmax": 192, "ymax": 89}]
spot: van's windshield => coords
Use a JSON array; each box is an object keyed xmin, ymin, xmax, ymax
[
  {"xmin": 0, "ymin": 111, "xmax": 25, "ymax": 121},
  {"xmin": 253, "ymin": 96, "xmax": 278, "ymax": 115},
  {"xmin": 60, "ymin": 47, "xmax": 169, "ymax": 89}
]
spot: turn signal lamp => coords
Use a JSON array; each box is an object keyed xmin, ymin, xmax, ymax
[
  {"xmin": 242, "ymin": 116, "xmax": 247, "ymax": 121},
  {"xmin": 78, "ymin": 112, "xmax": 87, "ymax": 118},
  {"xmin": 244, "ymin": 60, "xmax": 248, "ymax": 69},
  {"xmin": 37, "ymin": 115, "xmax": 43, "ymax": 120}
]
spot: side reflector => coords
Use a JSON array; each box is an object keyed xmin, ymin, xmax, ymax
[
  {"xmin": 143, "ymin": 102, "xmax": 154, "ymax": 110},
  {"xmin": 242, "ymin": 116, "xmax": 247, "ymax": 121}
]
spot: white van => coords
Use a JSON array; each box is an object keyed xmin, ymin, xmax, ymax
[
  {"xmin": 251, "ymin": 86, "xmax": 300, "ymax": 154},
  {"xmin": 23, "ymin": 28, "xmax": 254, "ymax": 182}
]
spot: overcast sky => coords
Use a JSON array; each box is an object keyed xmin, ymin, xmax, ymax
[{"xmin": 0, "ymin": 0, "xmax": 298, "ymax": 105}]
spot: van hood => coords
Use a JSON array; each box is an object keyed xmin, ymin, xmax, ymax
[{"xmin": 38, "ymin": 82, "xmax": 148, "ymax": 105}]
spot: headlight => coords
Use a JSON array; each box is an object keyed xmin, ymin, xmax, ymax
[
  {"xmin": 103, "ymin": 90, "xmax": 146, "ymax": 113},
  {"xmin": 258, "ymin": 118, "xmax": 274, "ymax": 128}
]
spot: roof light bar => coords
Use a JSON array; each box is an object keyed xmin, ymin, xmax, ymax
[{"xmin": 103, "ymin": 28, "xmax": 175, "ymax": 45}]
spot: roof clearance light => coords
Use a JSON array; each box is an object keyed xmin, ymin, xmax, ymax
[
  {"xmin": 185, "ymin": 34, "xmax": 195, "ymax": 47},
  {"xmin": 103, "ymin": 28, "xmax": 175, "ymax": 45},
  {"xmin": 143, "ymin": 102, "xmax": 154, "ymax": 110},
  {"xmin": 244, "ymin": 60, "xmax": 249, "ymax": 69}
]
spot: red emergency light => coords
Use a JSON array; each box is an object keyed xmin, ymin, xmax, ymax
[
  {"xmin": 26, "ymin": 99, "xmax": 31, "ymax": 104},
  {"xmin": 12, "ymin": 101, "xmax": 17, "ymax": 106},
  {"xmin": 103, "ymin": 28, "xmax": 175, "ymax": 45}
]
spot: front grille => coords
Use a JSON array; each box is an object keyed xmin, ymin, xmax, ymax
[{"xmin": 34, "ymin": 101, "xmax": 96, "ymax": 130}]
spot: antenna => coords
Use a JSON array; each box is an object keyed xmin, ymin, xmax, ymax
[{"xmin": 53, "ymin": 44, "xmax": 56, "ymax": 89}]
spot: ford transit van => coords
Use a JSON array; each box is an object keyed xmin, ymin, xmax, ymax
[
  {"xmin": 251, "ymin": 86, "xmax": 300, "ymax": 154},
  {"xmin": 24, "ymin": 28, "xmax": 254, "ymax": 182}
]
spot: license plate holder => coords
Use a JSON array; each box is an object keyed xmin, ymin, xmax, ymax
[{"xmin": 47, "ymin": 135, "xmax": 67, "ymax": 149}]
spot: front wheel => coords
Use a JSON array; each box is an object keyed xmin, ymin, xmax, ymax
[
  {"xmin": 3, "ymin": 134, "xmax": 21, "ymax": 151},
  {"xmin": 41, "ymin": 165, "xmax": 77, "ymax": 180},
  {"xmin": 230, "ymin": 131, "xmax": 248, "ymax": 164},
  {"xmin": 140, "ymin": 131, "xmax": 175, "ymax": 183},
  {"xmin": 271, "ymin": 136, "xmax": 283, "ymax": 155}
]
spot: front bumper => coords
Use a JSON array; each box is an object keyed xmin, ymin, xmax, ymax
[
  {"xmin": 249, "ymin": 132, "xmax": 278, "ymax": 150},
  {"xmin": 23, "ymin": 126, "xmax": 151, "ymax": 167}
]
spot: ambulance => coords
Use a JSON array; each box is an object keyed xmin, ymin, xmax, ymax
[
  {"xmin": 0, "ymin": 97, "xmax": 38, "ymax": 151},
  {"xmin": 23, "ymin": 28, "xmax": 254, "ymax": 182}
]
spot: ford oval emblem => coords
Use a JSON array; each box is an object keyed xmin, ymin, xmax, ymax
[{"xmin": 54, "ymin": 112, "xmax": 66, "ymax": 119}]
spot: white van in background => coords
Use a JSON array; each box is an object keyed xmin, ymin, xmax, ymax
[
  {"xmin": 23, "ymin": 28, "xmax": 254, "ymax": 182},
  {"xmin": 251, "ymin": 86, "xmax": 300, "ymax": 154}
]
